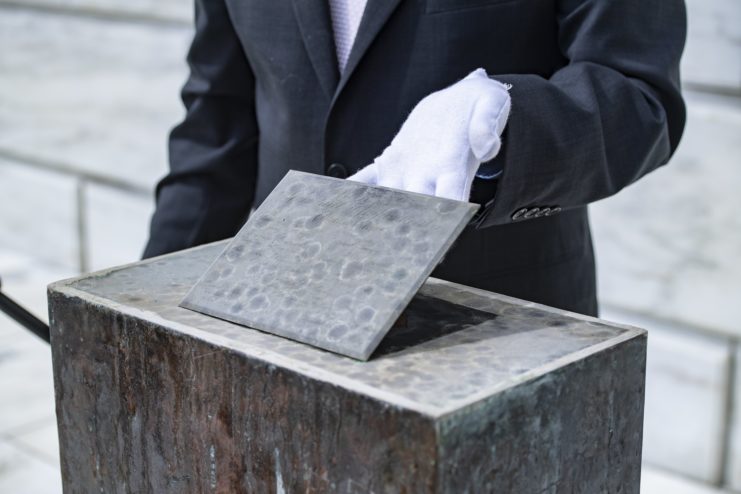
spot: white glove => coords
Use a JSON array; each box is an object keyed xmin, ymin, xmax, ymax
[{"xmin": 348, "ymin": 68, "xmax": 511, "ymax": 202}]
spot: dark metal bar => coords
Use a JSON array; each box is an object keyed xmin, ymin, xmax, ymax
[{"xmin": 0, "ymin": 276, "xmax": 51, "ymax": 344}]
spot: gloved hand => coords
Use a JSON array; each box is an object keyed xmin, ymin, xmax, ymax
[{"xmin": 348, "ymin": 68, "xmax": 511, "ymax": 202}]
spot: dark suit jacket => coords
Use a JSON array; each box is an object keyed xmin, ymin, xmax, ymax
[{"xmin": 144, "ymin": 0, "xmax": 686, "ymax": 316}]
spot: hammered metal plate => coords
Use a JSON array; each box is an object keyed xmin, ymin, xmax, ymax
[{"xmin": 180, "ymin": 170, "xmax": 478, "ymax": 360}]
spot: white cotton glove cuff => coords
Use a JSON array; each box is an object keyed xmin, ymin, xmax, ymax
[{"xmin": 349, "ymin": 68, "xmax": 512, "ymax": 202}]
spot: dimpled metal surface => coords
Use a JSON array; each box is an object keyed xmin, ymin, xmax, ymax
[{"xmin": 180, "ymin": 170, "xmax": 478, "ymax": 360}]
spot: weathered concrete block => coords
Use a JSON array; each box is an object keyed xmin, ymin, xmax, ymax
[{"xmin": 49, "ymin": 242, "xmax": 647, "ymax": 493}]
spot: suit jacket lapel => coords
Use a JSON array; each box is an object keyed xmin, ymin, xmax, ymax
[
  {"xmin": 292, "ymin": 0, "xmax": 340, "ymax": 99},
  {"xmin": 336, "ymin": 0, "xmax": 403, "ymax": 97}
]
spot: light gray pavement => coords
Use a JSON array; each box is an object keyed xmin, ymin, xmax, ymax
[{"xmin": 0, "ymin": 248, "xmax": 72, "ymax": 494}]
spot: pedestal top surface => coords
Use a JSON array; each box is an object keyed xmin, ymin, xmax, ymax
[{"xmin": 52, "ymin": 242, "xmax": 643, "ymax": 417}]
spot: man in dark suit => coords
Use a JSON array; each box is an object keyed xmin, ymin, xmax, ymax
[{"xmin": 144, "ymin": 0, "xmax": 687, "ymax": 317}]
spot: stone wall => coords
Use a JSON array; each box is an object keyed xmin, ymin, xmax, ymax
[
  {"xmin": 0, "ymin": 0, "xmax": 739, "ymax": 491},
  {"xmin": 0, "ymin": 1, "xmax": 191, "ymax": 272},
  {"xmin": 590, "ymin": 1, "xmax": 741, "ymax": 490}
]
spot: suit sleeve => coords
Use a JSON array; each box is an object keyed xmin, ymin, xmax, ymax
[
  {"xmin": 143, "ymin": 0, "xmax": 258, "ymax": 258},
  {"xmin": 474, "ymin": 0, "xmax": 687, "ymax": 228}
]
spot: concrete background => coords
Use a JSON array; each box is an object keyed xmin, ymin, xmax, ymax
[{"xmin": 0, "ymin": 0, "xmax": 739, "ymax": 492}]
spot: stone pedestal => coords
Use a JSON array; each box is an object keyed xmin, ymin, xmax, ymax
[{"xmin": 48, "ymin": 241, "xmax": 646, "ymax": 493}]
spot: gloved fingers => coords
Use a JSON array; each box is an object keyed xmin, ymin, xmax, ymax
[
  {"xmin": 463, "ymin": 67, "xmax": 489, "ymax": 81},
  {"xmin": 376, "ymin": 173, "xmax": 404, "ymax": 191},
  {"xmin": 468, "ymin": 91, "xmax": 509, "ymax": 162},
  {"xmin": 493, "ymin": 91, "xmax": 511, "ymax": 136},
  {"xmin": 370, "ymin": 150, "xmax": 405, "ymax": 191},
  {"xmin": 435, "ymin": 171, "xmax": 470, "ymax": 202},
  {"xmin": 347, "ymin": 164, "xmax": 378, "ymax": 185},
  {"xmin": 403, "ymin": 175, "xmax": 436, "ymax": 196},
  {"xmin": 348, "ymin": 163, "xmax": 404, "ymax": 192}
]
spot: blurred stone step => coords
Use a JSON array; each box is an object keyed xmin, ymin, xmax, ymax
[
  {"xmin": 728, "ymin": 345, "xmax": 741, "ymax": 492},
  {"xmin": 642, "ymin": 466, "xmax": 735, "ymax": 494},
  {"xmin": 0, "ymin": 0, "xmax": 191, "ymax": 24},
  {"xmin": 601, "ymin": 307, "xmax": 733, "ymax": 485},
  {"xmin": 83, "ymin": 182, "xmax": 153, "ymax": 272},
  {"xmin": 0, "ymin": 158, "xmax": 79, "ymax": 269},
  {"xmin": 0, "ymin": 7, "xmax": 190, "ymax": 191},
  {"xmin": 591, "ymin": 90, "xmax": 741, "ymax": 339},
  {"xmin": 0, "ymin": 441, "xmax": 62, "ymax": 494},
  {"xmin": 682, "ymin": 0, "xmax": 741, "ymax": 92}
]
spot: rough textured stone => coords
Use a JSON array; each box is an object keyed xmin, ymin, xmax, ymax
[
  {"xmin": 600, "ymin": 307, "xmax": 733, "ymax": 484},
  {"xmin": 591, "ymin": 91, "xmax": 741, "ymax": 338},
  {"xmin": 182, "ymin": 172, "xmax": 478, "ymax": 360},
  {"xmin": 0, "ymin": 7, "xmax": 189, "ymax": 190},
  {"xmin": 84, "ymin": 183, "xmax": 153, "ymax": 271},
  {"xmin": 49, "ymin": 242, "xmax": 647, "ymax": 493},
  {"xmin": 0, "ymin": 157, "xmax": 79, "ymax": 269}
]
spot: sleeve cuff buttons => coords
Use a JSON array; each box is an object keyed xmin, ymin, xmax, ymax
[{"xmin": 511, "ymin": 206, "xmax": 561, "ymax": 221}]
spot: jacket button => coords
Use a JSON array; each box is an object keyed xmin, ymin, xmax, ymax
[
  {"xmin": 523, "ymin": 208, "xmax": 540, "ymax": 219},
  {"xmin": 511, "ymin": 208, "xmax": 528, "ymax": 221},
  {"xmin": 326, "ymin": 162, "xmax": 348, "ymax": 178}
]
